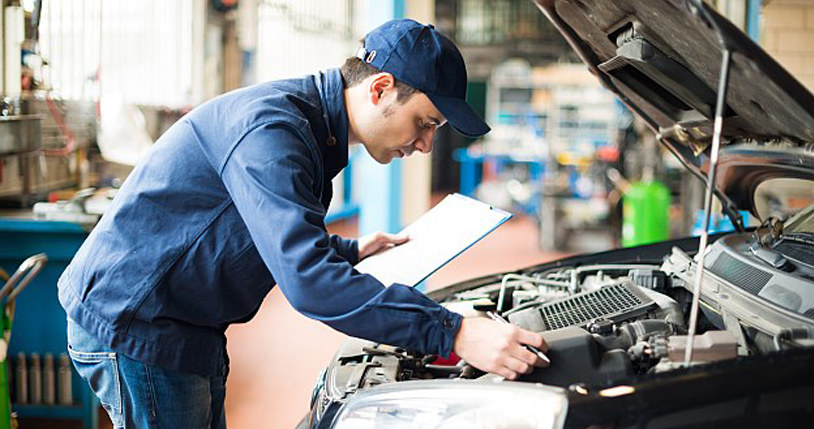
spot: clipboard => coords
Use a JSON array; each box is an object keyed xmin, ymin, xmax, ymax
[{"xmin": 354, "ymin": 193, "xmax": 512, "ymax": 287}]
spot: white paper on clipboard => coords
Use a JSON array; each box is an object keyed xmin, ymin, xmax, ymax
[{"xmin": 354, "ymin": 193, "xmax": 512, "ymax": 287}]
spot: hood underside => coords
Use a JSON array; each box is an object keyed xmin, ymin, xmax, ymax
[{"xmin": 533, "ymin": 0, "xmax": 814, "ymax": 217}]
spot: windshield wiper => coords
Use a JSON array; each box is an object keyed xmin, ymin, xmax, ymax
[
  {"xmin": 747, "ymin": 217, "xmax": 794, "ymax": 271},
  {"xmin": 780, "ymin": 232, "xmax": 814, "ymax": 246},
  {"xmin": 749, "ymin": 241, "xmax": 794, "ymax": 271}
]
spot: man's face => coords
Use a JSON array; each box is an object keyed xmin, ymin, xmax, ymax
[{"xmin": 355, "ymin": 74, "xmax": 447, "ymax": 164}]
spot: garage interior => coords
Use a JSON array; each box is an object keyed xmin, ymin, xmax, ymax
[{"xmin": 1, "ymin": 0, "xmax": 813, "ymax": 428}]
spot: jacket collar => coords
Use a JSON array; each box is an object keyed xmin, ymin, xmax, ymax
[{"xmin": 315, "ymin": 68, "xmax": 350, "ymax": 174}]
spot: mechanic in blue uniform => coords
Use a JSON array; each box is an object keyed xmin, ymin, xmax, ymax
[{"xmin": 58, "ymin": 19, "xmax": 548, "ymax": 428}]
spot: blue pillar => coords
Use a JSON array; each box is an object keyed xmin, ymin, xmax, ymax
[
  {"xmin": 358, "ymin": 0, "xmax": 406, "ymax": 235},
  {"xmin": 746, "ymin": 0, "xmax": 762, "ymax": 42},
  {"xmin": 393, "ymin": 0, "xmax": 405, "ymax": 20}
]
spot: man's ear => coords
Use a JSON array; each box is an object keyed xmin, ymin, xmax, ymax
[{"xmin": 368, "ymin": 72, "xmax": 396, "ymax": 105}]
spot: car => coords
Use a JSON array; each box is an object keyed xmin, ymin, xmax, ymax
[{"xmin": 300, "ymin": 0, "xmax": 814, "ymax": 427}]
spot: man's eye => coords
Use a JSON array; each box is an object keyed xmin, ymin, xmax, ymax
[{"xmin": 421, "ymin": 122, "xmax": 432, "ymax": 130}]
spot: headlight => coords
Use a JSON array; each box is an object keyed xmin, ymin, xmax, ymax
[{"xmin": 332, "ymin": 379, "xmax": 568, "ymax": 429}]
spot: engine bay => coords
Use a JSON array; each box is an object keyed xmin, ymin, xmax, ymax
[{"xmin": 318, "ymin": 225, "xmax": 814, "ymax": 406}]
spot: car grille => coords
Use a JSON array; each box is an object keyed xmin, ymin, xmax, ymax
[
  {"xmin": 774, "ymin": 241, "xmax": 814, "ymax": 266},
  {"xmin": 539, "ymin": 282, "xmax": 656, "ymax": 330},
  {"xmin": 709, "ymin": 252, "xmax": 772, "ymax": 295}
]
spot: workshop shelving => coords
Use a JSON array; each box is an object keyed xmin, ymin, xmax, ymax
[{"xmin": 0, "ymin": 218, "xmax": 99, "ymax": 429}]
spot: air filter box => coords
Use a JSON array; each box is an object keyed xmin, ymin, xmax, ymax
[
  {"xmin": 507, "ymin": 280, "xmax": 657, "ymax": 332},
  {"xmin": 521, "ymin": 326, "xmax": 633, "ymax": 387}
]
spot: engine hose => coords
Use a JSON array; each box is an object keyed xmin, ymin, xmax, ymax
[{"xmin": 594, "ymin": 320, "xmax": 673, "ymax": 351}]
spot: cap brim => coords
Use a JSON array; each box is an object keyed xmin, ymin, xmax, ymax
[{"xmin": 427, "ymin": 94, "xmax": 491, "ymax": 138}]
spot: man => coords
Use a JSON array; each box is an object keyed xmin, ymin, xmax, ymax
[{"xmin": 59, "ymin": 19, "xmax": 548, "ymax": 428}]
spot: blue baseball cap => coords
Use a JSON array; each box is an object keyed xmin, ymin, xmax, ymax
[{"xmin": 357, "ymin": 19, "xmax": 491, "ymax": 137}]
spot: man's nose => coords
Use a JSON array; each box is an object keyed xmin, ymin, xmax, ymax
[{"xmin": 415, "ymin": 128, "xmax": 435, "ymax": 154}]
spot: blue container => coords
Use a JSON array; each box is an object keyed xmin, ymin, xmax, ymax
[
  {"xmin": 691, "ymin": 210, "xmax": 752, "ymax": 236},
  {"xmin": 0, "ymin": 218, "xmax": 98, "ymax": 428}
]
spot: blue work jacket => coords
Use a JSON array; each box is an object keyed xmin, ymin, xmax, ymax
[{"xmin": 58, "ymin": 69, "xmax": 463, "ymax": 376}]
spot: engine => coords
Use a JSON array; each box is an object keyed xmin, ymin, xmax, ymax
[
  {"xmin": 319, "ymin": 235, "xmax": 814, "ymax": 404},
  {"xmin": 435, "ymin": 262, "xmax": 740, "ymax": 388}
]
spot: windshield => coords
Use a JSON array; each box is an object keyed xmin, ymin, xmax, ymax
[{"xmin": 754, "ymin": 178, "xmax": 814, "ymax": 223}]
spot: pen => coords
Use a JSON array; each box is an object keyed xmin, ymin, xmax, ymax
[{"xmin": 486, "ymin": 311, "xmax": 551, "ymax": 364}]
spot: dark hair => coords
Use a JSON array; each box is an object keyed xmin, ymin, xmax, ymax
[{"xmin": 340, "ymin": 56, "xmax": 419, "ymax": 104}]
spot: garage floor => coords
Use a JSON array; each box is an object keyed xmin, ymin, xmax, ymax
[{"xmin": 44, "ymin": 201, "xmax": 569, "ymax": 429}]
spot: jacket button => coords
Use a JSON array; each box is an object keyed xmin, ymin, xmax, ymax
[
  {"xmin": 442, "ymin": 318, "xmax": 452, "ymax": 328},
  {"xmin": 327, "ymin": 136, "xmax": 337, "ymax": 146}
]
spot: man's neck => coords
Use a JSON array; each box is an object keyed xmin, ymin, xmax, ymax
[{"xmin": 343, "ymin": 87, "xmax": 362, "ymax": 146}]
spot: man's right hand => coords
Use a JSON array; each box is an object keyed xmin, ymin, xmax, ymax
[{"xmin": 452, "ymin": 317, "xmax": 549, "ymax": 380}]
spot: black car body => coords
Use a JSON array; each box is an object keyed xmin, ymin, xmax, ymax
[{"xmin": 302, "ymin": 1, "xmax": 814, "ymax": 428}]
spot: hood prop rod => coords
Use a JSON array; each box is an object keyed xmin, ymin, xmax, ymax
[{"xmin": 685, "ymin": 2, "xmax": 734, "ymax": 365}]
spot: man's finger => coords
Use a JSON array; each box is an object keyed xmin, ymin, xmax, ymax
[
  {"xmin": 385, "ymin": 233, "xmax": 409, "ymax": 244},
  {"xmin": 525, "ymin": 348, "xmax": 550, "ymax": 368},
  {"xmin": 508, "ymin": 333, "xmax": 550, "ymax": 368},
  {"xmin": 375, "ymin": 233, "xmax": 408, "ymax": 246},
  {"xmin": 505, "ymin": 356, "xmax": 532, "ymax": 375},
  {"xmin": 512, "ymin": 345, "xmax": 541, "ymax": 367},
  {"xmin": 516, "ymin": 330, "xmax": 547, "ymax": 352},
  {"xmin": 497, "ymin": 367, "xmax": 518, "ymax": 380}
]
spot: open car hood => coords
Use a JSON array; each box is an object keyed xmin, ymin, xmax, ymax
[{"xmin": 533, "ymin": 0, "xmax": 814, "ymax": 220}]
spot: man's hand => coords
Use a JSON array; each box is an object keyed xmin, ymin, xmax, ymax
[
  {"xmin": 452, "ymin": 317, "xmax": 549, "ymax": 380},
  {"xmin": 357, "ymin": 231, "xmax": 409, "ymax": 261}
]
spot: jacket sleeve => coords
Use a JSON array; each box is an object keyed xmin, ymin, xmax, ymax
[
  {"xmin": 328, "ymin": 235, "xmax": 359, "ymax": 265},
  {"xmin": 219, "ymin": 123, "xmax": 462, "ymax": 357}
]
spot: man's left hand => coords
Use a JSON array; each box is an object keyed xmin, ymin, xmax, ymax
[{"xmin": 357, "ymin": 232, "xmax": 409, "ymax": 261}]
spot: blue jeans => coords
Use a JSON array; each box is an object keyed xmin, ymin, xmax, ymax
[{"xmin": 67, "ymin": 319, "xmax": 227, "ymax": 429}]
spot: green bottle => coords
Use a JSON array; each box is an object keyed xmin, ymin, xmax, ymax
[{"xmin": 622, "ymin": 181, "xmax": 671, "ymax": 247}]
